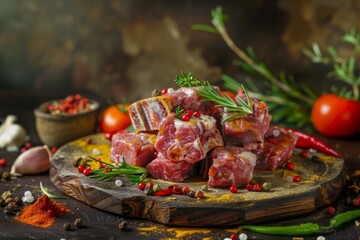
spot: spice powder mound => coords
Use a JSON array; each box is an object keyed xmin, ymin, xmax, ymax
[{"xmin": 14, "ymin": 195, "xmax": 68, "ymax": 228}]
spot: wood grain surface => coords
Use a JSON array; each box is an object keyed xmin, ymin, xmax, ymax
[{"xmin": 50, "ymin": 134, "xmax": 345, "ymax": 227}]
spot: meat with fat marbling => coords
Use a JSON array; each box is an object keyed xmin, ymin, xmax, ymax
[
  {"xmin": 154, "ymin": 113, "xmax": 224, "ymax": 164},
  {"xmin": 110, "ymin": 130, "xmax": 156, "ymax": 167},
  {"xmin": 208, "ymin": 146, "xmax": 257, "ymax": 187}
]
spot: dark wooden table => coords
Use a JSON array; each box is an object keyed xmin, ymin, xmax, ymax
[{"xmin": 1, "ymin": 90, "xmax": 360, "ymax": 240}]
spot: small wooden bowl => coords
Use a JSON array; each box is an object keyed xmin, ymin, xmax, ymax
[{"xmin": 34, "ymin": 99, "xmax": 100, "ymax": 147}]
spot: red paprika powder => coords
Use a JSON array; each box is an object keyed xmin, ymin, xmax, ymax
[{"xmin": 14, "ymin": 195, "xmax": 68, "ymax": 228}]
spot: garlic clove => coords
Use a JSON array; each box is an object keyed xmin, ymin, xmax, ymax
[
  {"xmin": 0, "ymin": 115, "xmax": 27, "ymax": 148},
  {"xmin": 10, "ymin": 145, "xmax": 52, "ymax": 175}
]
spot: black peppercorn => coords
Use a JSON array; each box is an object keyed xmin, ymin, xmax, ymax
[
  {"xmin": 144, "ymin": 185, "xmax": 154, "ymax": 196},
  {"xmin": 74, "ymin": 218, "xmax": 83, "ymax": 228},
  {"xmin": 118, "ymin": 221, "xmax": 128, "ymax": 231},
  {"xmin": 63, "ymin": 223, "xmax": 71, "ymax": 231},
  {"xmin": 108, "ymin": 236, "xmax": 116, "ymax": 240}
]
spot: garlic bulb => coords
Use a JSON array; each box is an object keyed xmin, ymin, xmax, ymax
[
  {"xmin": 10, "ymin": 145, "xmax": 52, "ymax": 175},
  {"xmin": 0, "ymin": 115, "xmax": 27, "ymax": 149}
]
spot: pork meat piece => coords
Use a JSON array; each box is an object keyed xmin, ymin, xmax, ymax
[
  {"xmin": 164, "ymin": 87, "xmax": 223, "ymax": 117},
  {"xmin": 128, "ymin": 96, "xmax": 173, "ymax": 132},
  {"xmin": 155, "ymin": 113, "xmax": 224, "ymax": 164},
  {"xmin": 222, "ymin": 97, "xmax": 271, "ymax": 149},
  {"xmin": 208, "ymin": 146, "xmax": 257, "ymax": 187},
  {"xmin": 110, "ymin": 130, "xmax": 156, "ymax": 167},
  {"xmin": 253, "ymin": 126, "xmax": 298, "ymax": 170},
  {"xmin": 146, "ymin": 153, "xmax": 193, "ymax": 182}
]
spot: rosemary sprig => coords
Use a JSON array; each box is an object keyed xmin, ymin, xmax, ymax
[
  {"xmin": 40, "ymin": 182, "xmax": 68, "ymax": 199},
  {"xmin": 174, "ymin": 70, "xmax": 207, "ymax": 87},
  {"xmin": 88, "ymin": 156, "xmax": 148, "ymax": 184},
  {"xmin": 303, "ymin": 28, "xmax": 360, "ymax": 101},
  {"xmin": 193, "ymin": 6, "xmax": 317, "ymax": 131},
  {"xmin": 174, "ymin": 106, "xmax": 185, "ymax": 119},
  {"xmin": 197, "ymin": 82, "xmax": 253, "ymax": 124}
]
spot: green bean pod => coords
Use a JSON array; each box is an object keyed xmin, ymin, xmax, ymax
[
  {"xmin": 327, "ymin": 210, "xmax": 360, "ymax": 229},
  {"xmin": 240, "ymin": 223, "xmax": 320, "ymax": 236}
]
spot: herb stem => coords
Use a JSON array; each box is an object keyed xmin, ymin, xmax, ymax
[{"xmin": 211, "ymin": 11, "xmax": 314, "ymax": 106}]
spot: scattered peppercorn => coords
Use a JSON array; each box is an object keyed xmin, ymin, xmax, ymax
[
  {"xmin": 300, "ymin": 150, "xmax": 308, "ymax": 158},
  {"xmin": 144, "ymin": 185, "xmax": 154, "ymax": 196},
  {"xmin": 188, "ymin": 190, "xmax": 196, "ymax": 198},
  {"xmin": 118, "ymin": 221, "xmax": 128, "ymax": 231},
  {"xmin": 327, "ymin": 206, "xmax": 336, "ymax": 216},
  {"xmin": 85, "ymin": 138, "xmax": 92, "ymax": 144},
  {"xmin": 293, "ymin": 175, "xmax": 301, "ymax": 182},
  {"xmin": 161, "ymin": 89, "xmax": 168, "ymax": 95},
  {"xmin": 108, "ymin": 236, "xmax": 116, "ymax": 240},
  {"xmin": 182, "ymin": 186, "xmax": 190, "ymax": 195},
  {"xmin": 2, "ymin": 172, "xmax": 10, "ymax": 180},
  {"xmin": 51, "ymin": 147, "xmax": 57, "ymax": 154},
  {"xmin": 230, "ymin": 233, "xmax": 238, "ymax": 240},
  {"xmin": 286, "ymin": 162, "xmax": 295, "ymax": 171},
  {"xmin": 246, "ymin": 184, "xmax": 253, "ymax": 191},
  {"xmin": 262, "ymin": 182, "xmax": 272, "ymax": 192},
  {"xmin": 63, "ymin": 223, "xmax": 72, "ymax": 231},
  {"xmin": 230, "ymin": 185, "xmax": 238, "ymax": 193},
  {"xmin": 252, "ymin": 184, "xmax": 262, "ymax": 192},
  {"xmin": 152, "ymin": 184, "xmax": 162, "ymax": 193},
  {"xmin": 195, "ymin": 191, "xmax": 205, "ymax": 199},
  {"xmin": 138, "ymin": 183, "xmax": 146, "ymax": 191},
  {"xmin": 0, "ymin": 158, "xmax": 7, "ymax": 167},
  {"xmin": 77, "ymin": 165, "xmax": 85, "ymax": 174},
  {"xmin": 152, "ymin": 89, "xmax": 161, "ymax": 97},
  {"xmin": 83, "ymin": 167, "xmax": 92, "ymax": 176},
  {"xmin": 74, "ymin": 218, "xmax": 84, "ymax": 228}
]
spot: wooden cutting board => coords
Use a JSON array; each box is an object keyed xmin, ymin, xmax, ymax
[{"xmin": 50, "ymin": 133, "xmax": 345, "ymax": 227}]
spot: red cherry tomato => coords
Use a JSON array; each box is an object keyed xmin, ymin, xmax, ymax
[
  {"xmin": 99, "ymin": 104, "xmax": 131, "ymax": 135},
  {"xmin": 222, "ymin": 91, "xmax": 236, "ymax": 101},
  {"xmin": 311, "ymin": 94, "xmax": 360, "ymax": 137}
]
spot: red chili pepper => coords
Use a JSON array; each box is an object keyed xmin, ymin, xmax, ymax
[
  {"xmin": 278, "ymin": 127, "xmax": 341, "ymax": 158},
  {"xmin": 153, "ymin": 187, "xmax": 173, "ymax": 197}
]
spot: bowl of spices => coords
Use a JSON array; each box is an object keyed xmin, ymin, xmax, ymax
[{"xmin": 34, "ymin": 94, "xmax": 100, "ymax": 147}]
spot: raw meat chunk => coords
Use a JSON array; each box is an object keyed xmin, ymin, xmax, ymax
[
  {"xmin": 110, "ymin": 130, "xmax": 156, "ymax": 167},
  {"xmin": 146, "ymin": 154, "xmax": 193, "ymax": 182},
  {"xmin": 253, "ymin": 126, "xmax": 298, "ymax": 170},
  {"xmin": 155, "ymin": 113, "xmax": 224, "ymax": 163},
  {"xmin": 222, "ymin": 98, "xmax": 271, "ymax": 149},
  {"xmin": 128, "ymin": 96, "xmax": 173, "ymax": 132},
  {"xmin": 208, "ymin": 146, "xmax": 257, "ymax": 187},
  {"xmin": 165, "ymin": 87, "xmax": 223, "ymax": 117}
]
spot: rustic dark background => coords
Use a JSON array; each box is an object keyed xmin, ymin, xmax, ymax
[{"xmin": 0, "ymin": 0, "xmax": 358, "ymax": 101}]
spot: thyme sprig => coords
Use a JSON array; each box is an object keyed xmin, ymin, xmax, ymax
[
  {"xmin": 174, "ymin": 71, "xmax": 207, "ymax": 87},
  {"xmin": 193, "ymin": 6, "xmax": 317, "ymax": 131},
  {"xmin": 303, "ymin": 28, "xmax": 360, "ymax": 101},
  {"xmin": 197, "ymin": 82, "xmax": 253, "ymax": 124},
  {"xmin": 88, "ymin": 156, "xmax": 148, "ymax": 184}
]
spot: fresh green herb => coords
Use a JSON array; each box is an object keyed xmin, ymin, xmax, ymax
[
  {"xmin": 40, "ymin": 181, "xmax": 67, "ymax": 199},
  {"xmin": 240, "ymin": 209, "xmax": 360, "ymax": 236},
  {"xmin": 193, "ymin": 6, "xmax": 317, "ymax": 131},
  {"xmin": 174, "ymin": 70, "xmax": 207, "ymax": 87},
  {"xmin": 197, "ymin": 82, "xmax": 253, "ymax": 124},
  {"xmin": 174, "ymin": 106, "xmax": 185, "ymax": 119},
  {"xmin": 88, "ymin": 156, "xmax": 148, "ymax": 184},
  {"xmin": 303, "ymin": 28, "xmax": 360, "ymax": 101}
]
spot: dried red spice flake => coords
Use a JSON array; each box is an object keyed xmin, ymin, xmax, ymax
[{"xmin": 46, "ymin": 94, "xmax": 91, "ymax": 115}]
